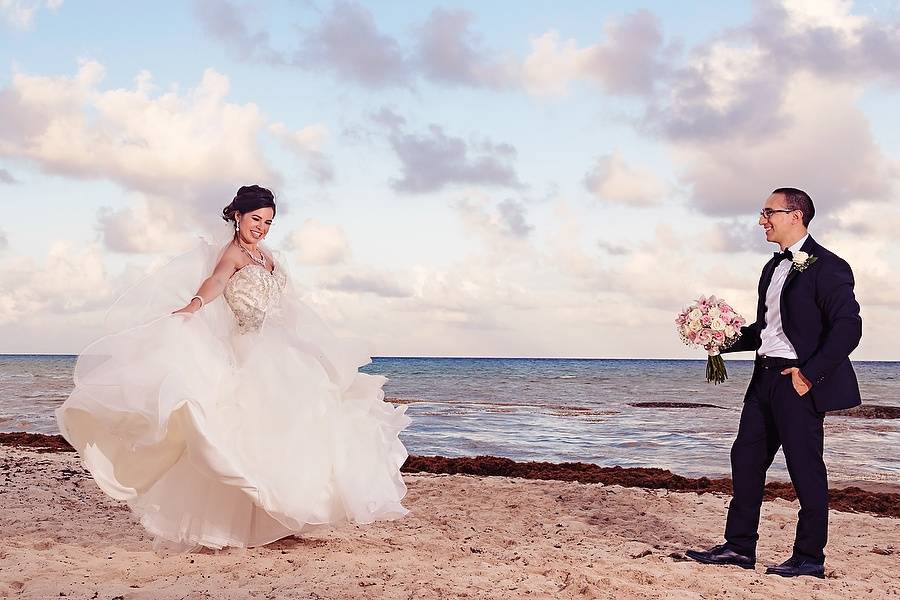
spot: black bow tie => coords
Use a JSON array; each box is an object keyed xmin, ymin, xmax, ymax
[{"xmin": 773, "ymin": 249, "xmax": 793, "ymax": 262}]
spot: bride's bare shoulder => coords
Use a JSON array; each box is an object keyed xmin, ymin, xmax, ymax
[{"xmin": 213, "ymin": 243, "xmax": 245, "ymax": 273}]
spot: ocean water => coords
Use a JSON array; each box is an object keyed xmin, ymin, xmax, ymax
[{"xmin": 1, "ymin": 355, "xmax": 898, "ymax": 482}]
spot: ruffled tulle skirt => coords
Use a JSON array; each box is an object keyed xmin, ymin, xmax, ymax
[{"xmin": 56, "ymin": 312, "xmax": 409, "ymax": 550}]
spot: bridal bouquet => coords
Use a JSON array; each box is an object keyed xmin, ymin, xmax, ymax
[{"xmin": 675, "ymin": 296, "xmax": 745, "ymax": 384}]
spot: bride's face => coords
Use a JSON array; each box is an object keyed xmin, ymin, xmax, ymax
[{"xmin": 237, "ymin": 208, "xmax": 275, "ymax": 244}]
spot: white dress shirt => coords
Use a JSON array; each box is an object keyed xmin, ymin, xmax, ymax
[{"xmin": 757, "ymin": 234, "xmax": 809, "ymax": 359}]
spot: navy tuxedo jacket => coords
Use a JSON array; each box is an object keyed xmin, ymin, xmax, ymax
[{"xmin": 725, "ymin": 235, "xmax": 862, "ymax": 412}]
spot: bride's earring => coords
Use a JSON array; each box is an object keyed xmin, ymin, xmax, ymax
[{"xmin": 235, "ymin": 220, "xmax": 240, "ymax": 232}]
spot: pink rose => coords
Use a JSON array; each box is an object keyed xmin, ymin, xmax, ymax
[{"xmin": 696, "ymin": 329, "xmax": 713, "ymax": 345}]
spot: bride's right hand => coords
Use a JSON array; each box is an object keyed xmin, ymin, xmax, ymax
[{"xmin": 172, "ymin": 297, "xmax": 202, "ymax": 315}]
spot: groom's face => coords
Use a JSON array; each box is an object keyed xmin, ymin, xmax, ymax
[{"xmin": 759, "ymin": 193, "xmax": 800, "ymax": 245}]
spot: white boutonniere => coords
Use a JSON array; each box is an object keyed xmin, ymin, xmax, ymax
[{"xmin": 791, "ymin": 250, "xmax": 817, "ymax": 272}]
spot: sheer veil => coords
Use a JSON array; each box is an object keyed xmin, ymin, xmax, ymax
[
  {"xmin": 101, "ymin": 224, "xmax": 234, "ymax": 335},
  {"xmin": 95, "ymin": 222, "xmax": 371, "ymax": 392}
]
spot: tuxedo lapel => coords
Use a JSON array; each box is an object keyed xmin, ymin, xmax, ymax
[
  {"xmin": 757, "ymin": 256, "xmax": 780, "ymax": 326},
  {"xmin": 782, "ymin": 259, "xmax": 801, "ymax": 292},
  {"xmin": 781, "ymin": 236, "xmax": 816, "ymax": 294},
  {"xmin": 778, "ymin": 235, "xmax": 817, "ymax": 334}
]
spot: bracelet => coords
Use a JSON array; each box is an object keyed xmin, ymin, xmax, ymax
[{"xmin": 190, "ymin": 295, "xmax": 205, "ymax": 308}]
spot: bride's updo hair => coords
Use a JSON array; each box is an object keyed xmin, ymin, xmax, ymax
[{"xmin": 222, "ymin": 185, "xmax": 276, "ymax": 223}]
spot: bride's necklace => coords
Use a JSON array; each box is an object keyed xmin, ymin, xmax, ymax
[{"xmin": 237, "ymin": 241, "xmax": 267, "ymax": 267}]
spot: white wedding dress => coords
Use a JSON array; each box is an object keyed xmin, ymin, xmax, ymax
[{"xmin": 56, "ymin": 231, "xmax": 410, "ymax": 550}]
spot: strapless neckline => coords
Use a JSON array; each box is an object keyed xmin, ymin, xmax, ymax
[{"xmin": 233, "ymin": 262, "xmax": 276, "ymax": 277}]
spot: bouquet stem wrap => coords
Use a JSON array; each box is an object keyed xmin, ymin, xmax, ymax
[{"xmin": 706, "ymin": 353, "xmax": 727, "ymax": 385}]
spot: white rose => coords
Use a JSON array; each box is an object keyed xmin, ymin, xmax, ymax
[
  {"xmin": 724, "ymin": 325, "xmax": 736, "ymax": 337},
  {"xmin": 793, "ymin": 251, "xmax": 809, "ymax": 264},
  {"xmin": 689, "ymin": 319, "xmax": 702, "ymax": 332},
  {"xmin": 707, "ymin": 306, "xmax": 721, "ymax": 318},
  {"xmin": 689, "ymin": 308, "xmax": 702, "ymax": 320},
  {"xmin": 711, "ymin": 317, "xmax": 726, "ymax": 331}
]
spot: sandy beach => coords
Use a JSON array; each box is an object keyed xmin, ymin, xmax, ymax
[{"xmin": 1, "ymin": 440, "xmax": 898, "ymax": 599}]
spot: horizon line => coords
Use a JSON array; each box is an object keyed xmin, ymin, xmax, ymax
[{"xmin": 1, "ymin": 353, "xmax": 897, "ymax": 363}]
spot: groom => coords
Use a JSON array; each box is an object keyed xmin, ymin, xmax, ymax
[{"xmin": 686, "ymin": 188, "xmax": 862, "ymax": 578}]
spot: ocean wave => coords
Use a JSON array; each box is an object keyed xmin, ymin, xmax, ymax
[{"xmin": 0, "ymin": 372, "xmax": 35, "ymax": 381}]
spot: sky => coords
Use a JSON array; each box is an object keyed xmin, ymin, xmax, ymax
[{"xmin": 1, "ymin": 0, "xmax": 899, "ymax": 359}]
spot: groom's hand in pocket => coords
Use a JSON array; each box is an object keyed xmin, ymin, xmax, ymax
[{"xmin": 781, "ymin": 367, "xmax": 812, "ymax": 396}]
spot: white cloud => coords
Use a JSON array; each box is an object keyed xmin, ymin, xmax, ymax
[
  {"xmin": 819, "ymin": 200, "xmax": 900, "ymax": 308},
  {"xmin": 523, "ymin": 11, "xmax": 667, "ymax": 97},
  {"xmin": 0, "ymin": 168, "xmax": 18, "ymax": 184},
  {"xmin": 405, "ymin": 261, "xmax": 533, "ymax": 328},
  {"xmin": 644, "ymin": 39, "xmax": 784, "ymax": 143},
  {"xmin": 779, "ymin": 0, "xmax": 867, "ymax": 39},
  {"xmin": 636, "ymin": 1, "xmax": 900, "ymax": 222},
  {"xmin": 698, "ymin": 44, "xmax": 768, "ymax": 114},
  {"xmin": 286, "ymin": 218, "xmax": 350, "ymax": 266},
  {"xmin": 319, "ymin": 267, "xmax": 411, "ymax": 298},
  {"xmin": 0, "ymin": 61, "xmax": 333, "ymax": 253},
  {"xmin": 384, "ymin": 122, "xmax": 522, "ymax": 193},
  {"xmin": 522, "ymin": 31, "xmax": 592, "ymax": 97},
  {"xmin": 0, "ymin": 62, "xmax": 276, "ymax": 199},
  {"xmin": 96, "ymin": 195, "xmax": 196, "ymax": 254},
  {"xmin": 674, "ymin": 73, "xmax": 898, "ymax": 216},
  {"xmin": 0, "ymin": 241, "xmax": 111, "ymax": 325},
  {"xmin": 753, "ymin": 0, "xmax": 900, "ymax": 83},
  {"xmin": 416, "ymin": 7, "xmax": 518, "ymax": 89},
  {"xmin": 270, "ymin": 122, "xmax": 334, "ymax": 184},
  {"xmin": 584, "ymin": 153, "xmax": 668, "ymax": 206},
  {"xmin": 192, "ymin": 0, "xmax": 285, "ymax": 64},
  {"xmin": 0, "ymin": 0, "xmax": 62, "ymax": 29},
  {"xmin": 546, "ymin": 201, "xmax": 760, "ymax": 324},
  {"xmin": 294, "ymin": 0, "xmax": 410, "ymax": 88},
  {"xmin": 700, "ymin": 221, "xmax": 764, "ymax": 254},
  {"xmin": 194, "ymin": 4, "xmax": 673, "ymax": 99},
  {"xmin": 456, "ymin": 194, "xmax": 533, "ymax": 243}
]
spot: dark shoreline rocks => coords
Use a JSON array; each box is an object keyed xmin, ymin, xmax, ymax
[
  {"xmin": 629, "ymin": 402, "xmax": 728, "ymax": 409},
  {"xmin": 830, "ymin": 404, "xmax": 900, "ymax": 419},
  {"xmin": 403, "ymin": 455, "xmax": 900, "ymax": 519},
  {"xmin": 0, "ymin": 431, "xmax": 75, "ymax": 452},
  {"xmin": 628, "ymin": 402, "xmax": 900, "ymax": 418},
  {"xmin": 3, "ymin": 432, "xmax": 898, "ymax": 519}
]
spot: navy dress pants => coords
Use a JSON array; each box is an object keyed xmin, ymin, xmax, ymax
[{"xmin": 724, "ymin": 361, "xmax": 828, "ymax": 564}]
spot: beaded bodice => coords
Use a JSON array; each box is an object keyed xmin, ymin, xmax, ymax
[{"xmin": 223, "ymin": 264, "xmax": 287, "ymax": 334}]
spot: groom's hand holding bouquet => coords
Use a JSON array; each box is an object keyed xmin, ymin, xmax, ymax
[{"xmin": 675, "ymin": 296, "xmax": 746, "ymax": 384}]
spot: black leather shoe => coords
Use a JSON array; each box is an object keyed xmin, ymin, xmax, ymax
[
  {"xmin": 765, "ymin": 556, "xmax": 825, "ymax": 578},
  {"xmin": 685, "ymin": 544, "xmax": 755, "ymax": 569}
]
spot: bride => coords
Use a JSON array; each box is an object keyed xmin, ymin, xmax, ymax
[{"xmin": 56, "ymin": 185, "xmax": 410, "ymax": 551}]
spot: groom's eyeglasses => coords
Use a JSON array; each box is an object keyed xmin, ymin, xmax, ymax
[{"xmin": 759, "ymin": 208, "xmax": 795, "ymax": 219}]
